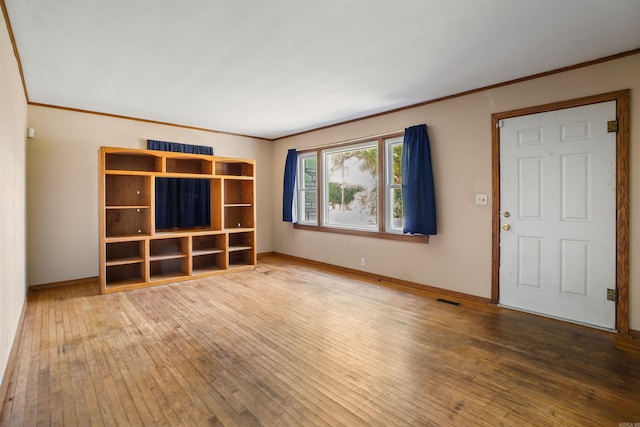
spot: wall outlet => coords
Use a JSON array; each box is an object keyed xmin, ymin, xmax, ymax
[
  {"xmin": 360, "ymin": 257, "xmax": 366, "ymax": 266},
  {"xmin": 475, "ymin": 194, "xmax": 488, "ymax": 205}
]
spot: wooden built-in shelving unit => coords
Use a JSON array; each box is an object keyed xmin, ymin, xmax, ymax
[{"xmin": 99, "ymin": 146, "xmax": 256, "ymax": 294}]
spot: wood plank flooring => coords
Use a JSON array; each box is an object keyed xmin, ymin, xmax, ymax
[{"xmin": 2, "ymin": 255, "xmax": 640, "ymax": 426}]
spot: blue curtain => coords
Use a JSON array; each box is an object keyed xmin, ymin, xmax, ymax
[
  {"xmin": 401, "ymin": 125, "xmax": 437, "ymax": 235},
  {"xmin": 282, "ymin": 149, "xmax": 297, "ymax": 222},
  {"xmin": 147, "ymin": 140, "xmax": 213, "ymax": 230}
]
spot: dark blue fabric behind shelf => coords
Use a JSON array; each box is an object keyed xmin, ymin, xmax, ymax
[{"xmin": 147, "ymin": 140, "xmax": 213, "ymax": 230}]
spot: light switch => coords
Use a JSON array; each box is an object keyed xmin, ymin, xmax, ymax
[{"xmin": 475, "ymin": 194, "xmax": 487, "ymax": 205}]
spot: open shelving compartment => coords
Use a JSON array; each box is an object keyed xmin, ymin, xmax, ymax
[
  {"xmin": 105, "ymin": 151, "xmax": 162, "ymax": 172},
  {"xmin": 149, "ymin": 237, "xmax": 189, "ymax": 281},
  {"xmin": 215, "ymin": 160, "xmax": 254, "ymax": 177},
  {"xmin": 104, "ymin": 173, "xmax": 152, "ymax": 238},
  {"xmin": 224, "ymin": 179, "xmax": 253, "ymax": 205},
  {"xmin": 104, "ymin": 240, "xmax": 146, "ymax": 288},
  {"xmin": 105, "ymin": 175, "xmax": 151, "ymax": 206},
  {"xmin": 191, "ymin": 233, "xmax": 227, "ymax": 274},
  {"xmin": 228, "ymin": 230, "xmax": 255, "ymax": 269},
  {"xmin": 165, "ymin": 156, "xmax": 213, "ymax": 175},
  {"xmin": 224, "ymin": 204, "xmax": 254, "ymax": 230},
  {"xmin": 106, "ymin": 263, "xmax": 145, "ymax": 287},
  {"xmin": 105, "ymin": 208, "xmax": 151, "ymax": 237},
  {"xmin": 106, "ymin": 240, "xmax": 145, "ymax": 265}
]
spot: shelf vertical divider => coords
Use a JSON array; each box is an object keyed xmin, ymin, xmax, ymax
[
  {"xmin": 186, "ymin": 235, "xmax": 193, "ymax": 276},
  {"xmin": 149, "ymin": 175, "xmax": 156, "ymax": 235},
  {"xmin": 143, "ymin": 238, "xmax": 150, "ymax": 283},
  {"xmin": 98, "ymin": 149, "xmax": 106, "ymax": 292},
  {"xmin": 211, "ymin": 178, "xmax": 223, "ymax": 231}
]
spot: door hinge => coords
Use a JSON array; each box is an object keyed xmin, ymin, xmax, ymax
[
  {"xmin": 497, "ymin": 120, "xmax": 504, "ymax": 128},
  {"xmin": 607, "ymin": 288, "xmax": 618, "ymax": 302},
  {"xmin": 607, "ymin": 120, "xmax": 618, "ymax": 133}
]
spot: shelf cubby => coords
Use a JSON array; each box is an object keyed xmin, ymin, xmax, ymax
[
  {"xmin": 228, "ymin": 231, "xmax": 254, "ymax": 251},
  {"xmin": 224, "ymin": 179, "xmax": 254, "ymax": 205},
  {"xmin": 105, "ymin": 152, "xmax": 161, "ymax": 172},
  {"xmin": 106, "ymin": 241, "xmax": 144, "ymax": 265},
  {"xmin": 106, "ymin": 263, "xmax": 144, "ymax": 286},
  {"xmin": 105, "ymin": 208, "xmax": 150, "ymax": 237},
  {"xmin": 215, "ymin": 160, "xmax": 254, "ymax": 177},
  {"xmin": 224, "ymin": 206, "xmax": 254, "ymax": 229},
  {"xmin": 150, "ymin": 258, "xmax": 188, "ymax": 281},
  {"xmin": 166, "ymin": 157, "xmax": 213, "ymax": 175},
  {"xmin": 192, "ymin": 234, "xmax": 226, "ymax": 256},
  {"xmin": 192, "ymin": 253, "xmax": 226, "ymax": 274},
  {"xmin": 105, "ymin": 175, "xmax": 151, "ymax": 207},
  {"xmin": 149, "ymin": 237, "xmax": 187, "ymax": 260},
  {"xmin": 228, "ymin": 250, "xmax": 254, "ymax": 269}
]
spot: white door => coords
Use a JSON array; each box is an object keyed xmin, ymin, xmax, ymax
[{"xmin": 499, "ymin": 101, "xmax": 617, "ymax": 330}]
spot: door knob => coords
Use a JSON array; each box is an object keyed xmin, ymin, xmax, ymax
[{"xmin": 502, "ymin": 223, "xmax": 511, "ymax": 231}]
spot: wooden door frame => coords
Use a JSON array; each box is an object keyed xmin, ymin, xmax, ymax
[{"xmin": 491, "ymin": 89, "xmax": 630, "ymax": 334}]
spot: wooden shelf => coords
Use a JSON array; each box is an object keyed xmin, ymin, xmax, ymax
[
  {"xmin": 229, "ymin": 245, "xmax": 252, "ymax": 252},
  {"xmin": 192, "ymin": 249, "xmax": 224, "ymax": 256},
  {"xmin": 149, "ymin": 272, "xmax": 189, "ymax": 282},
  {"xmin": 228, "ymin": 263, "xmax": 255, "ymax": 271},
  {"xmin": 192, "ymin": 267, "xmax": 225, "ymax": 275},
  {"xmin": 99, "ymin": 146, "xmax": 257, "ymax": 293},
  {"xmin": 149, "ymin": 254, "xmax": 186, "ymax": 261},
  {"xmin": 155, "ymin": 228, "xmax": 221, "ymax": 237},
  {"xmin": 105, "ymin": 278, "xmax": 146, "ymax": 289},
  {"xmin": 106, "ymin": 256, "xmax": 144, "ymax": 266}
]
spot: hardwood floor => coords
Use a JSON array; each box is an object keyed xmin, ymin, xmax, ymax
[{"xmin": 2, "ymin": 255, "xmax": 639, "ymax": 426}]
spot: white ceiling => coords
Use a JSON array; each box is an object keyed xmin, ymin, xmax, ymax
[{"xmin": 5, "ymin": 1, "xmax": 640, "ymax": 140}]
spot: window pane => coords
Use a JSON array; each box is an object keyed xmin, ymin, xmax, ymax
[
  {"xmin": 391, "ymin": 143, "xmax": 403, "ymax": 185},
  {"xmin": 302, "ymin": 156, "xmax": 317, "ymax": 189},
  {"xmin": 385, "ymin": 137, "xmax": 403, "ymax": 233},
  {"xmin": 324, "ymin": 145, "xmax": 378, "ymax": 229},
  {"xmin": 389, "ymin": 187, "xmax": 403, "ymax": 231},
  {"xmin": 300, "ymin": 190, "xmax": 317, "ymax": 223}
]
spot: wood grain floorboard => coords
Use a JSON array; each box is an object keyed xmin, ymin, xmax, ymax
[{"xmin": 2, "ymin": 255, "xmax": 640, "ymax": 426}]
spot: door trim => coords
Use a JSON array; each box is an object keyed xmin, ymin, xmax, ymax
[{"xmin": 491, "ymin": 90, "xmax": 630, "ymax": 334}]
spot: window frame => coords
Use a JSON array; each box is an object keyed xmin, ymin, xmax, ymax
[
  {"xmin": 296, "ymin": 151, "xmax": 318, "ymax": 226},
  {"xmin": 385, "ymin": 136, "xmax": 404, "ymax": 234},
  {"xmin": 322, "ymin": 140, "xmax": 379, "ymax": 231},
  {"xmin": 294, "ymin": 132, "xmax": 428, "ymax": 243}
]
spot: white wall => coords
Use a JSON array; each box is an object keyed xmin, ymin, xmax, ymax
[
  {"xmin": 0, "ymin": 11, "xmax": 27, "ymax": 386},
  {"xmin": 26, "ymin": 107, "xmax": 273, "ymax": 286},
  {"xmin": 272, "ymin": 54, "xmax": 640, "ymax": 330}
]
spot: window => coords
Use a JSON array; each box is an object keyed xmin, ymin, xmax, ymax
[{"xmin": 294, "ymin": 133, "xmax": 427, "ymax": 242}]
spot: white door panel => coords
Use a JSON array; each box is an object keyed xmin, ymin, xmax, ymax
[{"xmin": 499, "ymin": 101, "xmax": 616, "ymax": 329}]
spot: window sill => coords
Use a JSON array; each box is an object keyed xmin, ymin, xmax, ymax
[{"xmin": 293, "ymin": 223, "xmax": 429, "ymax": 243}]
